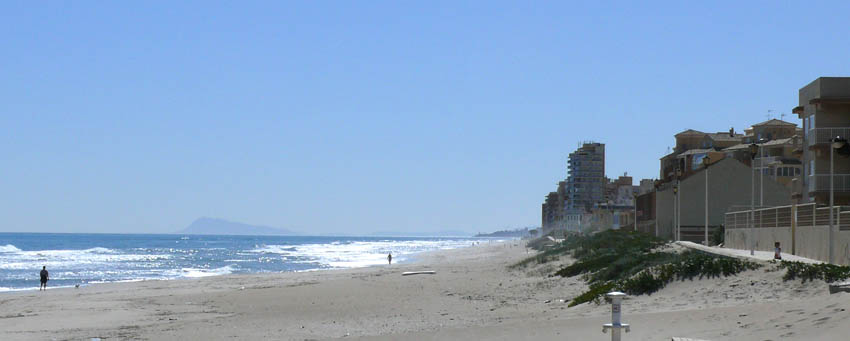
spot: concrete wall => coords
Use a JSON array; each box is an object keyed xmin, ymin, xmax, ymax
[
  {"xmin": 656, "ymin": 184, "xmax": 675, "ymax": 240},
  {"xmin": 726, "ymin": 225, "xmax": 850, "ymax": 265},
  {"xmin": 656, "ymin": 158, "xmax": 791, "ymax": 242}
]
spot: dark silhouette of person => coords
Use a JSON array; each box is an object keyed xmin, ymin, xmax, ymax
[
  {"xmin": 387, "ymin": 253, "xmax": 392, "ymax": 265},
  {"xmin": 40, "ymin": 266, "xmax": 49, "ymax": 291}
]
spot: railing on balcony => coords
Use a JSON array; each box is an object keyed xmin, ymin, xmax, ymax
[
  {"xmin": 808, "ymin": 127, "xmax": 850, "ymax": 146},
  {"xmin": 810, "ymin": 174, "xmax": 850, "ymax": 192}
]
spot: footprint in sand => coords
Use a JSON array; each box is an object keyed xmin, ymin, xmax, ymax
[{"xmin": 813, "ymin": 316, "xmax": 831, "ymax": 325}]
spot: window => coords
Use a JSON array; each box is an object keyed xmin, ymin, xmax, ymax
[{"xmin": 796, "ymin": 168, "xmax": 801, "ymax": 176}]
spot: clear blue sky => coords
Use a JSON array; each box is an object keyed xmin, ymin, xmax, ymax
[{"xmin": 2, "ymin": 1, "xmax": 850, "ymax": 234}]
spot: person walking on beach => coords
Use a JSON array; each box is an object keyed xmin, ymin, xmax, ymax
[
  {"xmin": 39, "ymin": 266, "xmax": 49, "ymax": 291},
  {"xmin": 387, "ymin": 253, "xmax": 392, "ymax": 265}
]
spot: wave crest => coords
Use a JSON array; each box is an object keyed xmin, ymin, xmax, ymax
[{"xmin": 0, "ymin": 244, "xmax": 22, "ymax": 253}]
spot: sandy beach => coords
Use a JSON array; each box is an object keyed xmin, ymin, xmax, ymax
[{"xmin": 2, "ymin": 241, "xmax": 850, "ymax": 340}]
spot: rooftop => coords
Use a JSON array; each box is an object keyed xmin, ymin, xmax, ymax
[
  {"xmin": 674, "ymin": 129, "xmax": 705, "ymax": 137},
  {"xmin": 705, "ymin": 132, "xmax": 744, "ymax": 142},
  {"xmin": 722, "ymin": 143, "xmax": 751, "ymax": 151},
  {"xmin": 751, "ymin": 119, "xmax": 797, "ymax": 127},
  {"xmin": 761, "ymin": 137, "xmax": 797, "ymax": 147},
  {"xmin": 677, "ymin": 148, "xmax": 712, "ymax": 157}
]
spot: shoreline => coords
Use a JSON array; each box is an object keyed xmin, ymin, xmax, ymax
[
  {"xmin": 0, "ymin": 237, "xmax": 503, "ymax": 294},
  {"xmin": 2, "ymin": 240, "xmax": 849, "ymax": 340}
]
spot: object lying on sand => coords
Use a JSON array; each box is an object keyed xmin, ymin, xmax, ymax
[
  {"xmin": 829, "ymin": 282, "xmax": 850, "ymax": 294},
  {"xmin": 402, "ymin": 271, "xmax": 436, "ymax": 276}
]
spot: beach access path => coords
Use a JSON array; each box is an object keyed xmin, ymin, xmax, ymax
[
  {"xmin": 1, "ymin": 240, "xmax": 850, "ymax": 340},
  {"xmin": 676, "ymin": 241, "xmax": 823, "ymax": 264}
]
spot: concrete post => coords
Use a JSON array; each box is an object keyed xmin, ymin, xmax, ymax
[
  {"xmin": 750, "ymin": 156, "xmax": 755, "ymax": 255},
  {"xmin": 791, "ymin": 204, "xmax": 797, "ymax": 255},
  {"xmin": 705, "ymin": 165, "xmax": 709, "ymax": 246},
  {"xmin": 830, "ymin": 146, "xmax": 835, "ymax": 264},
  {"xmin": 655, "ymin": 189, "xmax": 659, "ymax": 237},
  {"xmin": 677, "ymin": 179, "xmax": 681, "ymax": 241},
  {"xmin": 602, "ymin": 291, "xmax": 630, "ymax": 341}
]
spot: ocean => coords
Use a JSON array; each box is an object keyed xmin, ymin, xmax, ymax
[{"xmin": 0, "ymin": 233, "xmax": 486, "ymax": 292}]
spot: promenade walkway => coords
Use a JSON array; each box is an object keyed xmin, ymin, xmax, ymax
[{"xmin": 675, "ymin": 241, "xmax": 822, "ymax": 264}]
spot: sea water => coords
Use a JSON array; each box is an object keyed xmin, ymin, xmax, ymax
[{"xmin": 0, "ymin": 233, "xmax": 486, "ymax": 292}]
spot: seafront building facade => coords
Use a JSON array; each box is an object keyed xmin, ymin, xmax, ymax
[{"xmin": 541, "ymin": 76, "xmax": 850, "ymax": 265}]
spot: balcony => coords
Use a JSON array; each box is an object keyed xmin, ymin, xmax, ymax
[
  {"xmin": 809, "ymin": 174, "xmax": 850, "ymax": 192},
  {"xmin": 807, "ymin": 127, "xmax": 850, "ymax": 147}
]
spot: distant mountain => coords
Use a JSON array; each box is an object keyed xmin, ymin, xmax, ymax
[{"xmin": 178, "ymin": 217, "xmax": 297, "ymax": 236}]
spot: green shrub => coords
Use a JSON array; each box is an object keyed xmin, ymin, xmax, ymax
[
  {"xmin": 566, "ymin": 251, "xmax": 761, "ymax": 306},
  {"xmin": 710, "ymin": 225, "xmax": 725, "ymax": 246},
  {"xmin": 778, "ymin": 261, "xmax": 850, "ymax": 283},
  {"xmin": 513, "ymin": 230, "xmax": 762, "ymax": 306},
  {"xmin": 568, "ymin": 282, "xmax": 616, "ymax": 307}
]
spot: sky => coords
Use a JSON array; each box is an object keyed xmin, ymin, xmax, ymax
[{"xmin": 2, "ymin": 1, "xmax": 850, "ymax": 235}]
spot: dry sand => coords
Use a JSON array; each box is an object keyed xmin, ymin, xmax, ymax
[{"xmin": 1, "ymin": 241, "xmax": 849, "ymax": 340}]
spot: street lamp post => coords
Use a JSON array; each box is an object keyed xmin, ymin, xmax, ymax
[
  {"xmin": 654, "ymin": 182, "xmax": 658, "ymax": 237},
  {"xmin": 748, "ymin": 142, "xmax": 759, "ymax": 255},
  {"xmin": 675, "ymin": 168, "xmax": 683, "ymax": 241},
  {"xmin": 672, "ymin": 184, "xmax": 678, "ymax": 241},
  {"xmin": 634, "ymin": 193, "xmax": 638, "ymax": 232},
  {"xmin": 760, "ymin": 138, "xmax": 766, "ymax": 207},
  {"xmin": 703, "ymin": 155, "xmax": 711, "ymax": 246},
  {"xmin": 830, "ymin": 136, "xmax": 847, "ymax": 264}
]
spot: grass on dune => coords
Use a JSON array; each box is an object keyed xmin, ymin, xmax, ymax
[{"xmin": 513, "ymin": 230, "xmax": 762, "ymax": 306}]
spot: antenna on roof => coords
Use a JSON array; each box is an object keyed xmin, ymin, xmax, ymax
[
  {"xmin": 780, "ymin": 112, "xmax": 786, "ymax": 121},
  {"xmin": 767, "ymin": 109, "xmax": 774, "ymax": 120}
]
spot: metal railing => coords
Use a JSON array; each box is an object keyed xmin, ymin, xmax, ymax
[
  {"xmin": 808, "ymin": 127, "xmax": 850, "ymax": 146},
  {"xmin": 809, "ymin": 174, "xmax": 850, "ymax": 192},
  {"xmin": 725, "ymin": 203, "xmax": 850, "ymax": 231}
]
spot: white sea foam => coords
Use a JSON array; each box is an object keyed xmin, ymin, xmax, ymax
[
  {"xmin": 0, "ymin": 246, "xmax": 170, "ymax": 270},
  {"xmin": 0, "ymin": 236, "xmax": 479, "ymax": 292},
  {"xmin": 250, "ymin": 239, "xmax": 472, "ymax": 269},
  {"xmin": 169, "ymin": 265, "xmax": 237, "ymax": 278},
  {"xmin": 0, "ymin": 244, "xmax": 22, "ymax": 253}
]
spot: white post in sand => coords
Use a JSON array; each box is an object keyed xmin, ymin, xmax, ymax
[{"xmin": 602, "ymin": 291, "xmax": 630, "ymax": 341}]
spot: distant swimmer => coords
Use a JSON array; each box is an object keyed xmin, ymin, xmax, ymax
[
  {"xmin": 39, "ymin": 266, "xmax": 49, "ymax": 291},
  {"xmin": 387, "ymin": 253, "xmax": 392, "ymax": 265}
]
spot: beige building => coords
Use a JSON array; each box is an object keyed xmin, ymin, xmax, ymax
[{"xmin": 794, "ymin": 77, "xmax": 850, "ymax": 205}]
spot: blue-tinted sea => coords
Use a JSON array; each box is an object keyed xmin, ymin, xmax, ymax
[{"xmin": 0, "ymin": 233, "xmax": 485, "ymax": 292}]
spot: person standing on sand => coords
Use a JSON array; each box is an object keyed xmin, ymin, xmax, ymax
[
  {"xmin": 39, "ymin": 266, "xmax": 49, "ymax": 291},
  {"xmin": 387, "ymin": 253, "xmax": 392, "ymax": 265}
]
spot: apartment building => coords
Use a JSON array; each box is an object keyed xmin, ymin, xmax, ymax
[
  {"xmin": 566, "ymin": 143, "xmax": 606, "ymax": 213},
  {"xmin": 794, "ymin": 77, "xmax": 850, "ymax": 205},
  {"xmin": 606, "ymin": 174, "xmax": 636, "ymax": 206},
  {"xmin": 541, "ymin": 192, "xmax": 559, "ymax": 230},
  {"xmin": 659, "ymin": 129, "xmax": 743, "ymax": 183}
]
